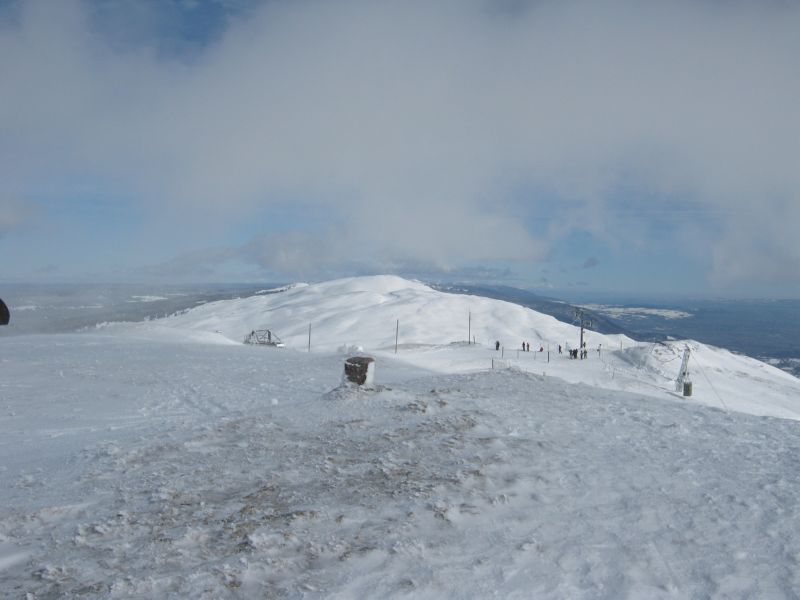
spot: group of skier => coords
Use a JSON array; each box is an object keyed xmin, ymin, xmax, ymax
[
  {"xmin": 492, "ymin": 338, "xmax": 597, "ymax": 360},
  {"xmin": 518, "ymin": 341, "xmax": 545, "ymax": 353},
  {"xmin": 568, "ymin": 342, "xmax": 589, "ymax": 359}
]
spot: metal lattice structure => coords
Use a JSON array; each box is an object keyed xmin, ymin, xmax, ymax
[
  {"xmin": 676, "ymin": 345, "xmax": 691, "ymax": 392},
  {"xmin": 243, "ymin": 329, "xmax": 284, "ymax": 347}
]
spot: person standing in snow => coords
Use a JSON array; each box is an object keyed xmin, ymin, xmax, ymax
[
  {"xmin": 0, "ymin": 297, "xmax": 8, "ymax": 326},
  {"xmin": 496, "ymin": 340, "xmax": 500, "ymax": 351}
]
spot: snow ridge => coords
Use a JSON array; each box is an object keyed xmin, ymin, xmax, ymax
[{"xmin": 118, "ymin": 275, "xmax": 800, "ymax": 421}]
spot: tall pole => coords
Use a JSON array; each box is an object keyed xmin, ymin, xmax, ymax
[
  {"xmin": 676, "ymin": 345, "xmax": 691, "ymax": 392},
  {"xmin": 574, "ymin": 308, "xmax": 591, "ymax": 360},
  {"xmin": 468, "ymin": 310, "xmax": 471, "ymax": 345},
  {"xmin": 395, "ymin": 319, "xmax": 399, "ymax": 354}
]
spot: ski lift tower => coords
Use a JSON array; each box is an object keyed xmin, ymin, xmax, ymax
[
  {"xmin": 675, "ymin": 345, "xmax": 692, "ymax": 396},
  {"xmin": 243, "ymin": 328, "xmax": 285, "ymax": 347},
  {"xmin": 574, "ymin": 308, "xmax": 592, "ymax": 359}
]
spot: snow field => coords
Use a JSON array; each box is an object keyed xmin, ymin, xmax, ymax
[
  {"xmin": 111, "ymin": 275, "xmax": 800, "ymax": 422},
  {"xmin": 3, "ymin": 341, "xmax": 800, "ymax": 598},
  {"xmin": 2, "ymin": 275, "xmax": 800, "ymax": 598}
]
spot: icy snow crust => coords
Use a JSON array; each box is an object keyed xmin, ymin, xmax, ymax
[{"xmin": 2, "ymin": 275, "xmax": 800, "ymax": 598}]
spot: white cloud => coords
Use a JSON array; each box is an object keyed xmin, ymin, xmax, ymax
[
  {"xmin": 712, "ymin": 202, "xmax": 800, "ymax": 285},
  {"xmin": 1, "ymin": 0, "xmax": 798, "ymax": 284},
  {"xmin": 0, "ymin": 197, "xmax": 37, "ymax": 237}
]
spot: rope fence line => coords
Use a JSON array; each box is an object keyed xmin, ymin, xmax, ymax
[
  {"xmin": 303, "ymin": 318, "xmax": 726, "ymax": 406},
  {"xmin": 690, "ymin": 353, "xmax": 729, "ymax": 411},
  {"xmin": 306, "ymin": 318, "xmax": 730, "ymax": 412},
  {"xmin": 385, "ymin": 326, "xmax": 731, "ymax": 414}
]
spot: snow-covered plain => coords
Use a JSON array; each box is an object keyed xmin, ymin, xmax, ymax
[{"xmin": 2, "ymin": 275, "xmax": 800, "ymax": 598}]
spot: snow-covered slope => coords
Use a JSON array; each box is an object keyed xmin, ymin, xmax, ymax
[
  {"xmin": 122, "ymin": 275, "xmax": 599, "ymax": 351},
  {"xmin": 114, "ymin": 275, "xmax": 800, "ymax": 421},
  {"xmin": 3, "ymin": 334, "xmax": 800, "ymax": 598},
  {"xmin": 3, "ymin": 275, "xmax": 800, "ymax": 598}
]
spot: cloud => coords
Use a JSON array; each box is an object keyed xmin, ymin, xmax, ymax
[
  {"xmin": 240, "ymin": 231, "xmax": 360, "ymax": 277},
  {"xmin": 538, "ymin": 277, "xmax": 554, "ymax": 289},
  {"xmin": 582, "ymin": 258, "xmax": 599, "ymax": 270},
  {"xmin": 1, "ymin": 0, "xmax": 799, "ymax": 285},
  {"xmin": 36, "ymin": 264, "xmax": 60, "ymax": 274},
  {"xmin": 711, "ymin": 202, "xmax": 800, "ymax": 285},
  {"xmin": 136, "ymin": 232, "xmax": 521, "ymax": 283},
  {"xmin": 0, "ymin": 197, "xmax": 37, "ymax": 237},
  {"xmin": 130, "ymin": 245, "xmax": 240, "ymax": 280}
]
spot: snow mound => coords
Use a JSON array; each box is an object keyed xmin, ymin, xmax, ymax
[
  {"xmin": 119, "ymin": 274, "xmax": 612, "ymax": 351},
  {"xmin": 111, "ymin": 275, "xmax": 800, "ymax": 421}
]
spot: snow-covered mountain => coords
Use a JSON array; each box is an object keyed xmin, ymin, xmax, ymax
[
  {"xmin": 3, "ymin": 275, "xmax": 800, "ymax": 598},
  {"xmin": 115, "ymin": 274, "xmax": 800, "ymax": 421}
]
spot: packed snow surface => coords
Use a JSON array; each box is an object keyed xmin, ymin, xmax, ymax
[{"xmin": 2, "ymin": 275, "xmax": 800, "ymax": 598}]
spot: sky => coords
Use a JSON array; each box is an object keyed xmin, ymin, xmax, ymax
[{"xmin": 1, "ymin": 0, "xmax": 799, "ymax": 298}]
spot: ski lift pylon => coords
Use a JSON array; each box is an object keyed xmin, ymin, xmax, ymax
[{"xmin": 243, "ymin": 328, "xmax": 284, "ymax": 347}]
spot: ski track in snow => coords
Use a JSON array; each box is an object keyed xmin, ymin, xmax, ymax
[{"xmin": 2, "ymin": 276, "xmax": 800, "ymax": 598}]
